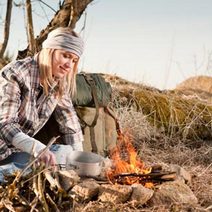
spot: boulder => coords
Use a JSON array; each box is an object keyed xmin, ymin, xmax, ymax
[{"xmin": 148, "ymin": 180, "xmax": 198, "ymax": 206}]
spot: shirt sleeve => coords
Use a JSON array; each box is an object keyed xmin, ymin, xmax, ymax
[
  {"xmin": 0, "ymin": 69, "xmax": 22, "ymax": 144},
  {"xmin": 54, "ymin": 93, "xmax": 84, "ymax": 145}
]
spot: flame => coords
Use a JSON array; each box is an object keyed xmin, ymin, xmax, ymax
[{"xmin": 107, "ymin": 132, "xmax": 153, "ymax": 187}]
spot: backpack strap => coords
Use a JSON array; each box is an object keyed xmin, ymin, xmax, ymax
[
  {"xmin": 79, "ymin": 73, "xmax": 99, "ymax": 153},
  {"xmin": 104, "ymin": 106, "xmax": 121, "ymax": 135}
]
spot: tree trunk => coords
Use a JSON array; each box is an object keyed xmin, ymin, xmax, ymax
[
  {"xmin": 26, "ymin": 0, "xmax": 36, "ymax": 54},
  {"xmin": 17, "ymin": 0, "xmax": 93, "ymax": 59},
  {"xmin": 0, "ymin": 0, "xmax": 13, "ymax": 59}
]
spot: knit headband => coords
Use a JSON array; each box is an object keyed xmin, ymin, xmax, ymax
[{"xmin": 42, "ymin": 29, "xmax": 84, "ymax": 57}]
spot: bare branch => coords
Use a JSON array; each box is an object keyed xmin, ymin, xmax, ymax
[
  {"xmin": 17, "ymin": 0, "xmax": 94, "ymax": 59},
  {"xmin": 36, "ymin": 0, "xmax": 57, "ymax": 13}
]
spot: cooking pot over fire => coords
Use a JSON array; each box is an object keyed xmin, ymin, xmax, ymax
[{"xmin": 66, "ymin": 151, "xmax": 104, "ymax": 177}]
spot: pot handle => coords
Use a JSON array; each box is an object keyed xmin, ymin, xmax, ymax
[{"xmin": 66, "ymin": 163, "xmax": 79, "ymax": 171}]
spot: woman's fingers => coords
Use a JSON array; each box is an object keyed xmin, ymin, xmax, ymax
[{"xmin": 38, "ymin": 150, "xmax": 57, "ymax": 168}]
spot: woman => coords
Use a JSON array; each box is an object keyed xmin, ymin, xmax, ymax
[{"xmin": 0, "ymin": 27, "xmax": 84, "ymax": 171}]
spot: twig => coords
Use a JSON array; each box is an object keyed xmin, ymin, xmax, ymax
[
  {"xmin": 37, "ymin": 0, "xmax": 57, "ymax": 12},
  {"xmin": 1, "ymin": 199, "xmax": 16, "ymax": 212},
  {"xmin": 44, "ymin": 170, "xmax": 62, "ymax": 191},
  {"xmin": 46, "ymin": 193, "xmax": 60, "ymax": 212},
  {"xmin": 38, "ymin": 173, "xmax": 49, "ymax": 212},
  {"xmin": 205, "ymin": 205, "xmax": 212, "ymax": 210},
  {"xmin": 21, "ymin": 166, "xmax": 53, "ymax": 185},
  {"xmin": 32, "ymin": 172, "xmax": 39, "ymax": 200},
  {"xmin": 30, "ymin": 197, "xmax": 39, "ymax": 212}
]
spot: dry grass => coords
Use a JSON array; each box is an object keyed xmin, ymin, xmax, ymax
[
  {"xmin": 72, "ymin": 201, "xmax": 203, "ymax": 212},
  {"xmin": 104, "ymin": 73, "xmax": 212, "ymax": 140},
  {"xmin": 72, "ymin": 201, "xmax": 142, "ymax": 212},
  {"xmin": 133, "ymin": 89, "xmax": 212, "ymax": 140}
]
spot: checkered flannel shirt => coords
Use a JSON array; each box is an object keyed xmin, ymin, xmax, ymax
[{"xmin": 0, "ymin": 56, "xmax": 83, "ymax": 160}]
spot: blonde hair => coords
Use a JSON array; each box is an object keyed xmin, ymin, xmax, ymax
[
  {"xmin": 37, "ymin": 27, "xmax": 83, "ymax": 98},
  {"xmin": 38, "ymin": 48, "xmax": 78, "ymax": 98}
]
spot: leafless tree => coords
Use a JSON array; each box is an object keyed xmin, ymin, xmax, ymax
[
  {"xmin": 17, "ymin": 0, "xmax": 93, "ymax": 59},
  {"xmin": 26, "ymin": 0, "xmax": 36, "ymax": 53},
  {"xmin": 0, "ymin": 0, "xmax": 93, "ymax": 64},
  {"xmin": 0, "ymin": 0, "xmax": 13, "ymax": 61}
]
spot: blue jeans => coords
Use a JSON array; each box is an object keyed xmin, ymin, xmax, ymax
[
  {"xmin": 0, "ymin": 152, "xmax": 31, "ymax": 168},
  {"xmin": 0, "ymin": 152, "xmax": 31, "ymax": 183}
]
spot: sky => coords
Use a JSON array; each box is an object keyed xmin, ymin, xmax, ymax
[{"xmin": 1, "ymin": 0, "xmax": 212, "ymax": 90}]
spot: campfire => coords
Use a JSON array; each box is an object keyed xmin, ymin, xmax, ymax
[{"xmin": 106, "ymin": 132, "xmax": 176, "ymax": 187}]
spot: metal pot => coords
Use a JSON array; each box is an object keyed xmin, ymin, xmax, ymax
[{"xmin": 66, "ymin": 151, "xmax": 104, "ymax": 177}]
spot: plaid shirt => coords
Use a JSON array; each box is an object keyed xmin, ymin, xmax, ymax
[{"xmin": 0, "ymin": 56, "xmax": 83, "ymax": 160}]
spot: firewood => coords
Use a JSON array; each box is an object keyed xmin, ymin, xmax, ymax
[
  {"xmin": 116, "ymin": 171, "xmax": 176, "ymax": 178},
  {"xmin": 112, "ymin": 171, "xmax": 177, "ymax": 185}
]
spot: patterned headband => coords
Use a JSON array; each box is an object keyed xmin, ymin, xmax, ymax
[{"xmin": 42, "ymin": 29, "xmax": 84, "ymax": 57}]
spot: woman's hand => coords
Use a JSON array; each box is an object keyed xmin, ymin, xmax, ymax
[{"xmin": 38, "ymin": 149, "xmax": 57, "ymax": 168}]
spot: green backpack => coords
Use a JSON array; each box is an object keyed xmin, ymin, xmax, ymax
[
  {"xmin": 72, "ymin": 73, "xmax": 112, "ymax": 107},
  {"xmin": 73, "ymin": 73, "xmax": 118, "ymax": 156}
]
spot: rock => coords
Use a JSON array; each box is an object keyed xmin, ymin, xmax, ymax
[
  {"xmin": 45, "ymin": 170, "xmax": 80, "ymax": 191},
  {"xmin": 98, "ymin": 184, "xmax": 132, "ymax": 203},
  {"xmin": 148, "ymin": 181, "xmax": 198, "ymax": 206},
  {"xmin": 70, "ymin": 179, "xmax": 100, "ymax": 202},
  {"xmin": 130, "ymin": 184, "xmax": 154, "ymax": 206},
  {"xmin": 58, "ymin": 170, "xmax": 80, "ymax": 191},
  {"xmin": 169, "ymin": 164, "xmax": 192, "ymax": 184}
]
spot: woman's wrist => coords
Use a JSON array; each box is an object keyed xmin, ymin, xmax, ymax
[{"xmin": 12, "ymin": 132, "xmax": 46, "ymax": 156}]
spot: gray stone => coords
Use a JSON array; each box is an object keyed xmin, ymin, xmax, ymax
[
  {"xmin": 148, "ymin": 180, "xmax": 198, "ymax": 206},
  {"xmin": 130, "ymin": 184, "xmax": 154, "ymax": 206},
  {"xmin": 58, "ymin": 170, "xmax": 80, "ymax": 191},
  {"xmin": 70, "ymin": 179, "xmax": 100, "ymax": 202},
  {"xmin": 98, "ymin": 184, "xmax": 132, "ymax": 203},
  {"xmin": 169, "ymin": 164, "xmax": 192, "ymax": 184}
]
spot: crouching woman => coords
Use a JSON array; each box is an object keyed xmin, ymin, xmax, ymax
[{"xmin": 0, "ymin": 27, "xmax": 84, "ymax": 178}]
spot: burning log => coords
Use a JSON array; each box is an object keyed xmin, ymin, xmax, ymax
[{"xmin": 112, "ymin": 171, "xmax": 177, "ymax": 185}]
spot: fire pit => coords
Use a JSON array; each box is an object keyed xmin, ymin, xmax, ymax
[
  {"xmin": 50, "ymin": 132, "xmax": 192, "ymax": 206},
  {"xmin": 105, "ymin": 133, "xmax": 176, "ymax": 187}
]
